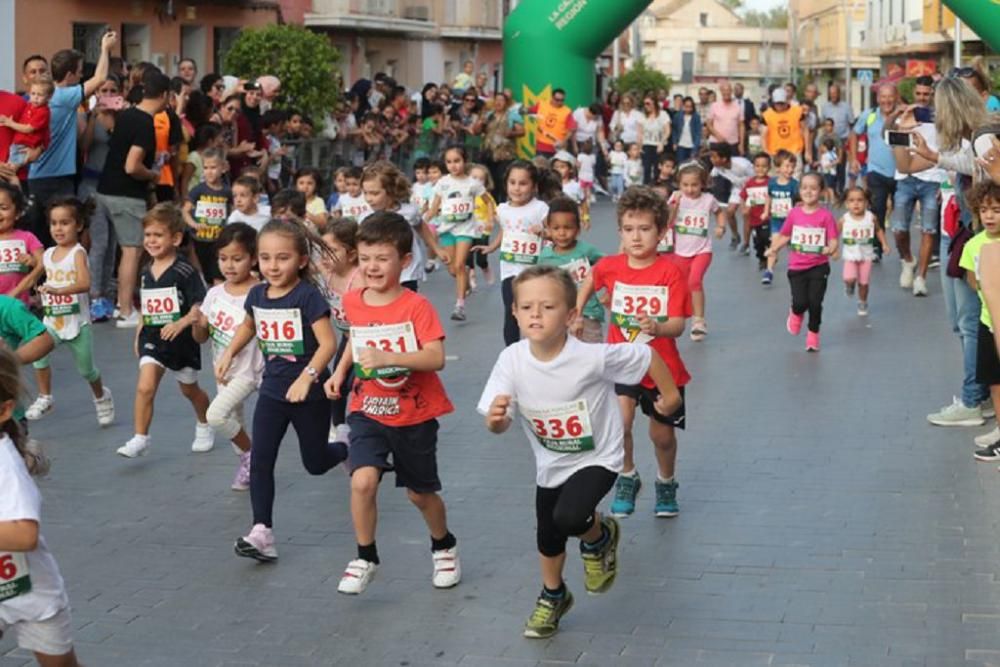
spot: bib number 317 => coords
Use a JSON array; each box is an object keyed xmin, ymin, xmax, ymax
[{"xmin": 0, "ymin": 552, "xmax": 31, "ymax": 602}]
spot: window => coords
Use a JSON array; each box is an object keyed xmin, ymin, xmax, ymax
[
  {"xmin": 699, "ymin": 12, "xmax": 708, "ymax": 27},
  {"xmin": 213, "ymin": 27, "xmax": 240, "ymax": 73},
  {"xmin": 73, "ymin": 23, "xmax": 108, "ymax": 63},
  {"xmin": 737, "ymin": 47, "xmax": 750, "ymax": 62}
]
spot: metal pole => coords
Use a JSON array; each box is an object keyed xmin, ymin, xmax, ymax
[
  {"xmin": 613, "ymin": 34, "xmax": 620, "ymax": 78},
  {"xmin": 844, "ymin": 0, "xmax": 852, "ymax": 113},
  {"xmin": 955, "ymin": 19, "xmax": 962, "ymax": 67}
]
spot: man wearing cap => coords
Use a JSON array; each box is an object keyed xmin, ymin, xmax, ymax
[
  {"xmin": 526, "ymin": 88, "xmax": 576, "ymax": 158},
  {"xmin": 762, "ymin": 88, "xmax": 811, "ymax": 174}
]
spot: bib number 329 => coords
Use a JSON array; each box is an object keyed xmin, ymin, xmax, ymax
[
  {"xmin": 611, "ymin": 284, "xmax": 668, "ymax": 329},
  {"xmin": 521, "ymin": 400, "xmax": 595, "ymax": 453},
  {"xmin": 0, "ymin": 552, "xmax": 31, "ymax": 602},
  {"xmin": 253, "ymin": 307, "xmax": 304, "ymax": 355}
]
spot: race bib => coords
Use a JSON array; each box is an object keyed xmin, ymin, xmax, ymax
[
  {"xmin": 610, "ymin": 283, "xmax": 669, "ymax": 330},
  {"xmin": 791, "ymin": 226, "xmax": 827, "ymax": 254},
  {"xmin": 254, "ymin": 307, "xmax": 305, "ymax": 355},
  {"xmin": 500, "ymin": 231, "xmax": 542, "ymax": 265},
  {"xmin": 561, "ymin": 258, "xmax": 591, "ymax": 285},
  {"xmin": 746, "ymin": 186, "xmax": 768, "ymax": 207},
  {"xmin": 343, "ymin": 203, "xmax": 371, "ymax": 221},
  {"xmin": 657, "ymin": 229, "xmax": 674, "ymax": 254},
  {"xmin": 0, "ymin": 552, "xmax": 31, "ymax": 602},
  {"xmin": 441, "ymin": 195, "xmax": 474, "ymax": 223},
  {"xmin": 521, "ymin": 400, "xmax": 595, "ymax": 453},
  {"xmin": 842, "ymin": 219, "xmax": 875, "ymax": 246},
  {"xmin": 195, "ymin": 201, "xmax": 227, "ymax": 242},
  {"xmin": 141, "ymin": 287, "xmax": 181, "ymax": 326},
  {"xmin": 675, "ymin": 211, "xmax": 709, "ymax": 237},
  {"xmin": 328, "ymin": 291, "xmax": 349, "ymax": 332},
  {"xmin": 771, "ymin": 197, "xmax": 792, "ymax": 218},
  {"xmin": 748, "ymin": 135, "xmax": 763, "ymax": 152},
  {"xmin": 0, "ymin": 239, "xmax": 27, "ymax": 273},
  {"xmin": 208, "ymin": 298, "xmax": 245, "ymax": 348},
  {"xmin": 350, "ymin": 322, "xmax": 418, "ymax": 379},
  {"xmin": 42, "ymin": 291, "xmax": 80, "ymax": 317}
]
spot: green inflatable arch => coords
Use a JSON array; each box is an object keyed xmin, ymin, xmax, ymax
[
  {"xmin": 942, "ymin": 0, "xmax": 1000, "ymax": 53},
  {"xmin": 503, "ymin": 0, "xmax": 653, "ymax": 157}
]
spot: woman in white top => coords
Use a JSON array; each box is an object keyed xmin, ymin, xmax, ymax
[
  {"xmin": 639, "ymin": 93, "xmax": 671, "ymax": 184},
  {"xmin": 609, "ymin": 95, "xmax": 643, "ymax": 146}
]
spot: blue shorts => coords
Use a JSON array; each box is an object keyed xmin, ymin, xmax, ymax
[
  {"xmin": 347, "ymin": 412, "xmax": 441, "ymax": 492},
  {"xmin": 891, "ymin": 176, "xmax": 940, "ymax": 234}
]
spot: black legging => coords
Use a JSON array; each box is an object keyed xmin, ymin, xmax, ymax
[
  {"xmin": 787, "ymin": 263, "xmax": 830, "ymax": 333},
  {"xmin": 866, "ymin": 171, "xmax": 896, "ymax": 260},
  {"xmin": 466, "ymin": 235, "xmax": 489, "ymax": 270},
  {"xmin": 536, "ymin": 466, "xmax": 617, "ymax": 557},
  {"xmin": 641, "ymin": 144, "xmax": 659, "ymax": 184},
  {"xmin": 330, "ymin": 336, "xmax": 355, "ymax": 426},
  {"xmin": 250, "ymin": 394, "xmax": 347, "ymax": 527},
  {"xmin": 501, "ymin": 276, "xmax": 519, "ymax": 345}
]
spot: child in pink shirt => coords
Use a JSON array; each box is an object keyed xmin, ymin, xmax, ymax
[
  {"xmin": 666, "ymin": 162, "xmax": 724, "ymax": 342},
  {"xmin": 765, "ymin": 173, "xmax": 839, "ymax": 352}
]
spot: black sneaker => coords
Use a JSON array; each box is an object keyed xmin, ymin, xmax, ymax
[{"xmin": 973, "ymin": 443, "xmax": 1000, "ymax": 462}]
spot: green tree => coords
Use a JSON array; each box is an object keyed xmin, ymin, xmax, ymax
[
  {"xmin": 614, "ymin": 58, "xmax": 673, "ymax": 99},
  {"xmin": 223, "ymin": 25, "xmax": 340, "ymax": 120},
  {"xmin": 742, "ymin": 7, "xmax": 789, "ymax": 28}
]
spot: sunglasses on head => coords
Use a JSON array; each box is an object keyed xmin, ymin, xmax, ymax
[
  {"xmin": 950, "ymin": 66, "xmax": 976, "ymax": 78},
  {"xmin": 214, "ymin": 83, "xmax": 225, "ymax": 90}
]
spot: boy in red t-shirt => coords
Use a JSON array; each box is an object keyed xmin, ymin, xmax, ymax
[
  {"xmin": 574, "ymin": 186, "xmax": 692, "ymax": 519},
  {"xmin": 740, "ymin": 152, "xmax": 772, "ymax": 272},
  {"xmin": 326, "ymin": 211, "xmax": 459, "ymax": 596},
  {"xmin": 1, "ymin": 79, "xmax": 52, "ymax": 171}
]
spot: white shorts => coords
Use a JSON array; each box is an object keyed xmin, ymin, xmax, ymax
[
  {"xmin": 139, "ymin": 356, "xmax": 198, "ymax": 385},
  {"xmin": 0, "ymin": 607, "xmax": 74, "ymax": 656}
]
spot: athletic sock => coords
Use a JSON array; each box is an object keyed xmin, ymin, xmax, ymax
[
  {"xmin": 542, "ymin": 582, "xmax": 567, "ymax": 599},
  {"xmin": 358, "ymin": 542, "xmax": 379, "ymax": 564},
  {"xmin": 431, "ymin": 531, "xmax": 457, "ymax": 551}
]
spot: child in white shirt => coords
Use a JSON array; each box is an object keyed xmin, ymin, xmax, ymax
[
  {"xmin": 227, "ymin": 175, "xmax": 271, "ymax": 232},
  {"xmin": 608, "ymin": 140, "xmax": 627, "ymax": 201}
]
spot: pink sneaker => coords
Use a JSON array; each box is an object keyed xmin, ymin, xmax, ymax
[
  {"xmin": 786, "ymin": 310, "xmax": 804, "ymax": 336},
  {"xmin": 806, "ymin": 331, "xmax": 820, "ymax": 352},
  {"xmin": 234, "ymin": 523, "xmax": 277, "ymax": 562},
  {"xmin": 231, "ymin": 450, "xmax": 250, "ymax": 491}
]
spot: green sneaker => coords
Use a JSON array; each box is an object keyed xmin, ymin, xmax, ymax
[
  {"xmin": 654, "ymin": 479, "xmax": 679, "ymax": 517},
  {"xmin": 580, "ymin": 516, "xmax": 620, "ymax": 595},
  {"xmin": 523, "ymin": 589, "xmax": 574, "ymax": 639}
]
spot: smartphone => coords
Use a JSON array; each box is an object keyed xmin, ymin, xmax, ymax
[
  {"xmin": 913, "ymin": 107, "xmax": 934, "ymax": 123},
  {"xmin": 886, "ymin": 131, "xmax": 912, "ymax": 147},
  {"xmin": 97, "ymin": 95, "xmax": 125, "ymax": 110},
  {"xmin": 244, "ymin": 82, "xmax": 261, "ymax": 92}
]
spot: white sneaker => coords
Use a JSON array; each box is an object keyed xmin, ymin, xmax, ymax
[
  {"xmin": 927, "ymin": 397, "xmax": 985, "ymax": 427},
  {"xmin": 432, "ymin": 546, "xmax": 461, "ymax": 588},
  {"xmin": 94, "ymin": 388, "xmax": 114, "ymax": 426},
  {"xmin": 191, "ymin": 423, "xmax": 215, "ymax": 453},
  {"xmin": 913, "ymin": 275, "xmax": 928, "ymax": 297},
  {"xmin": 975, "ymin": 427, "xmax": 1000, "ymax": 447},
  {"xmin": 982, "ymin": 400, "xmax": 996, "ymax": 420},
  {"xmin": 338, "ymin": 559, "xmax": 377, "ymax": 594},
  {"xmin": 24, "ymin": 394, "xmax": 53, "ymax": 421},
  {"xmin": 900, "ymin": 259, "xmax": 916, "ymax": 289},
  {"xmin": 114, "ymin": 310, "xmax": 140, "ymax": 329},
  {"xmin": 117, "ymin": 435, "xmax": 149, "ymax": 458},
  {"xmin": 22, "ymin": 438, "xmax": 50, "ymax": 477}
]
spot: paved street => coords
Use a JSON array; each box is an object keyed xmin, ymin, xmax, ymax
[{"xmin": 3, "ymin": 201, "xmax": 1000, "ymax": 666}]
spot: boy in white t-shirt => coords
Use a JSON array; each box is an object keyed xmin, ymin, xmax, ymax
[
  {"xmin": 330, "ymin": 166, "xmax": 371, "ymax": 222},
  {"xmin": 478, "ymin": 265, "xmax": 680, "ymax": 640},
  {"xmin": 608, "ymin": 140, "xmax": 628, "ymax": 202},
  {"xmin": 227, "ymin": 175, "xmax": 272, "ymax": 232}
]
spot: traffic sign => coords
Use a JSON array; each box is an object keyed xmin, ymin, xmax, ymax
[{"xmin": 857, "ymin": 69, "xmax": 874, "ymax": 84}]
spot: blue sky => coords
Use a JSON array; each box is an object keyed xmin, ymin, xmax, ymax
[{"xmin": 742, "ymin": 0, "xmax": 785, "ymax": 10}]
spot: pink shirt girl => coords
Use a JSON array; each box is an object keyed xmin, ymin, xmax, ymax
[
  {"xmin": 669, "ymin": 192, "xmax": 720, "ymax": 258},
  {"xmin": 780, "ymin": 206, "xmax": 838, "ymax": 272}
]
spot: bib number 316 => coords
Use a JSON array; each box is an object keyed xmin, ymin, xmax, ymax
[{"xmin": 254, "ymin": 307, "xmax": 305, "ymax": 355}]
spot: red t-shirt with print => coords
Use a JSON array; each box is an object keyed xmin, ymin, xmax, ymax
[
  {"xmin": 345, "ymin": 287, "xmax": 454, "ymax": 426},
  {"xmin": 591, "ymin": 253, "xmax": 692, "ymax": 388}
]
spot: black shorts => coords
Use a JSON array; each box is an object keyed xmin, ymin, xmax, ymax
[
  {"xmin": 346, "ymin": 412, "xmax": 441, "ymax": 492},
  {"xmin": 614, "ymin": 384, "xmax": 686, "ymax": 428},
  {"xmin": 194, "ymin": 240, "xmax": 222, "ymax": 284},
  {"xmin": 976, "ymin": 322, "xmax": 1000, "ymax": 386},
  {"xmin": 138, "ymin": 333, "xmax": 202, "ymax": 372}
]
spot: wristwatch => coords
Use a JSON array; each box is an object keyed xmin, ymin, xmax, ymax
[{"xmin": 305, "ymin": 366, "xmax": 319, "ymax": 382}]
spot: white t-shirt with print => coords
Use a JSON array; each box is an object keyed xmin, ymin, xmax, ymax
[
  {"xmin": 433, "ymin": 174, "xmax": 485, "ymax": 237},
  {"xmin": 228, "ymin": 206, "xmax": 272, "ymax": 232},
  {"xmin": 609, "ymin": 151, "xmax": 627, "ymax": 176},
  {"xmin": 332, "ymin": 193, "xmax": 372, "ymax": 222},
  {"xmin": 840, "ymin": 210, "xmax": 878, "ymax": 262},
  {"xmin": 577, "ymin": 153, "xmax": 596, "ymax": 182},
  {"xmin": 477, "ymin": 337, "xmax": 651, "ymax": 488},
  {"xmin": 0, "ymin": 435, "xmax": 68, "ymax": 625},
  {"xmin": 497, "ymin": 198, "xmax": 549, "ymax": 281},
  {"xmin": 202, "ymin": 283, "xmax": 264, "ymax": 386},
  {"xmin": 562, "ymin": 180, "xmax": 585, "ymax": 204}
]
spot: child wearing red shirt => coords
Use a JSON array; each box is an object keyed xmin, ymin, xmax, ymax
[
  {"xmin": 574, "ymin": 186, "xmax": 692, "ymax": 519},
  {"xmin": 740, "ymin": 153, "xmax": 772, "ymax": 272},
  {"xmin": 327, "ymin": 211, "xmax": 459, "ymax": 596},
  {"xmin": 1, "ymin": 79, "xmax": 52, "ymax": 172}
]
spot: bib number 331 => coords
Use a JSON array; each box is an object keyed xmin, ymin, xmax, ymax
[
  {"xmin": 521, "ymin": 400, "xmax": 595, "ymax": 453},
  {"xmin": 253, "ymin": 307, "xmax": 304, "ymax": 355},
  {"xmin": 350, "ymin": 322, "xmax": 418, "ymax": 379},
  {"xmin": 0, "ymin": 552, "xmax": 31, "ymax": 602}
]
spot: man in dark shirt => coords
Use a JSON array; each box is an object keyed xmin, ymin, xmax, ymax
[{"xmin": 96, "ymin": 69, "xmax": 169, "ymax": 328}]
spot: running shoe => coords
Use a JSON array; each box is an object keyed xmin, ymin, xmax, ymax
[
  {"xmin": 786, "ymin": 310, "xmax": 804, "ymax": 336},
  {"xmin": 690, "ymin": 318, "xmax": 707, "ymax": 342},
  {"xmin": 115, "ymin": 310, "xmax": 140, "ymax": 329},
  {"xmin": 806, "ymin": 331, "xmax": 820, "ymax": 352},
  {"xmin": 927, "ymin": 397, "xmax": 985, "ymax": 427},
  {"xmin": 580, "ymin": 516, "xmax": 619, "ymax": 594},
  {"xmin": 900, "ymin": 259, "xmax": 916, "ymax": 289},
  {"xmin": 913, "ymin": 275, "xmax": 928, "ymax": 297},
  {"xmin": 235, "ymin": 523, "xmax": 278, "ymax": 562},
  {"xmin": 25, "ymin": 394, "xmax": 53, "ymax": 421},
  {"xmin": 191, "ymin": 423, "xmax": 215, "ymax": 453},
  {"xmin": 91, "ymin": 297, "xmax": 112, "ymax": 323},
  {"xmin": 857, "ymin": 301, "xmax": 869, "ymax": 317},
  {"xmin": 431, "ymin": 546, "xmax": 461, "ymax": 588},
  {"xmin": 116, "ymin": 435, "xmax": 149, "ymax": 458},
  {"xmin": 232, "ymin": 450, "xmax": 251, "ymax": 491},
  {"xmin": 654, "ymin": 479, "xmax": 679, "ymax": 517},
  {"xmin": 94, "ymin": 387, "xmax": 115, "ymax": 426},
  {"xmin": 450, "ymin": 305, "xmax": 466, "ymax": 321},
  {"xmin": 761, "ymin": 270, "xmax": 773, "ymax": 285},
  {"xmin": 973, "ymin": 442, "xmax": 1000, "ymax": 462},
  {"xmin": 523, "ymin": 589, "xmax": 574, "ymax": 639},
  {"xmin": 338, "ymin": 559, "xmax": 377, "ymax": 594},
  {"xmin": 609, "ymin": 474, "xmax": 641, "ymax": 517}
]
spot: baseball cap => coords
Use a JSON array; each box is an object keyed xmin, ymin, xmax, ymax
[
  {"xmin": 553, "ymin": 150, "xmax": 577, "ymax": 168},
  {"xmin": 771, "ymin": 88, "xmax": 787, "ymax": 104}
]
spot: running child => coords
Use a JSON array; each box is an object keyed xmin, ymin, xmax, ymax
[
  {"xmin": 361, "ymin": 160, "xmax": 445, "ymax": 292},
  {"xmin": 574, "ymin": 186, "xmax": 691, "ymax": 518},
  {"xmin": 608, "ymin": 140, "xmax": 627, "ymax": 202},
  {"xmin": 466, "ymin": 163, "xmax": 496, "ymax": 289},
  {"xmin": 25, "ymin": 198, "xmax": 114, "ymax": 426},
  {"xmin": 765, "ymin": 172, "xmax": 839, "ymax": 352},
  {"xmin": 331, "ymin": 167, "xmax": 371, "ymax": 222},
  {"xmin": 0, "ymin": 347, "xmax": 83, "ymax": 667},
  {"xmin": 0, "ymin": 184, "xmax": 43, "ymax": 307},
  {"xmin": 478, "ymin": 265, "xmax": 681, "ymax": 639},
  {"xmin": 117, "ymin": 204, "xmax": 215, "ymax": 458},
  {"xmin": 739, "ymin": 153, "xmax": 772, "ymax": 274},
  {"xmin": 762, "ymin": 150, "xmax": 800, "ymax": 285},
  {"xmin": 192, "ymin": 223, "xmax": 263, "ymax": 491},
  {"xmin": 839, "ymin": 186, "xmax": 888, "ymax": 317},
  {"xmin": 410, "ymin": 158, "xmax": 433, "ymax": 215},
  {"xmin": 218, "ymin": 219, "xmax": 348, "ymax": 562},
  {"xmin": 227, "ymin": 175, "xmax": 270, "ymax": 232},
  {"xmin": 422, "ymin": 146, "xmax": 490, "ymax": 320},
  {"xmin": 552, "ymin": 151, "xmax": 590, "ymax": 230},
  {"xmin": 472, "ymin": 161, "xmax": 550, "ymax": 345},
  {"xmin": 667, "ymin": 163, "xmax": 724, "ymax": 342},
  {"xmin": 624, "ymin": 143, "xmax": 643, "ymax": 188},
  {"xmin": 539, "ymin": 196, "xmax": 604, "ymax": 343},
  {"xmin": 651, "ymin": 153, "xmax": 677, "ymax": 200},
  {"xmin": 577, "ymin": 141, "xmax": 597, "ymax": 205},
  {"xmin": 183, "ymin": 147, "xmax": 230, "ymax": 284},
  {"xmin": 295, "ymin": 167, "xmax": 329, "ymax": 231},
  {"xmin": 819, "ymin": 138, "xmax": 839, "ymax": 205},
  {"xmin": 325, "ymin": 212, "xmax": 459, "ymax": 595}
]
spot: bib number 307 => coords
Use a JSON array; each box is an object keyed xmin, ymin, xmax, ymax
[
  {"xmin": 521, "ymin": 400, "xmax": 595, "ymax": 453},
  {"xmin": 253, "ymin": 307, "xmax": 304, "ymax": 355},
  {"xmin": 0, "ymin": 552, "xmax": 31, "ymax": 602}
]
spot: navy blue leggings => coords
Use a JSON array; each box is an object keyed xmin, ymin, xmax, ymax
[{"xmin": 250, "ymin": 394, "xmax": 347, "ymax": 526}]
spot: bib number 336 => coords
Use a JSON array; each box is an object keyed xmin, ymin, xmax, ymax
[{"xmin": 521, "ymin": 400, "xmax": 595, "ymax": 453}]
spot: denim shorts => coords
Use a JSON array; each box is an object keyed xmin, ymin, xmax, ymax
[{"xmin": 891, "ymin": 176, "xmax": 940, "ymax": 234}]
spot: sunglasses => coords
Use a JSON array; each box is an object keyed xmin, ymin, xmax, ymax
[
  {"xmin": 950, "ymin": 67, "xmax": 976, "ymax": 78},
  {"xmin": 213, "ymin": 83, "xmax": 225, "ymax": 90}
]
